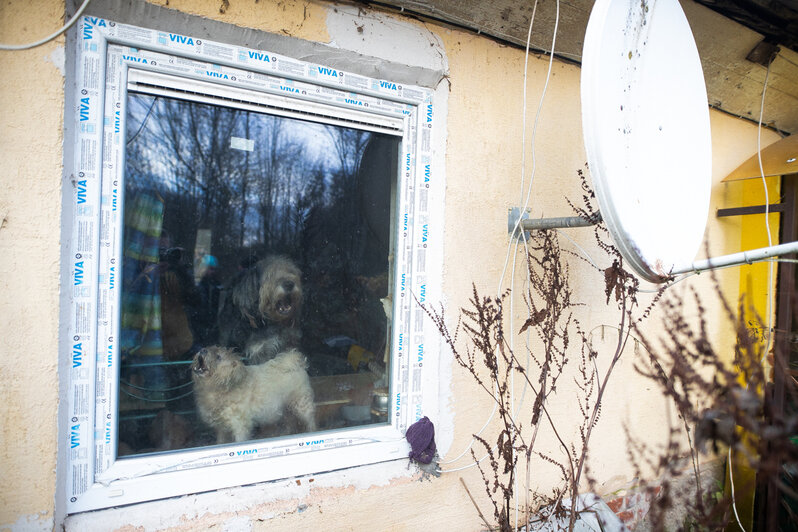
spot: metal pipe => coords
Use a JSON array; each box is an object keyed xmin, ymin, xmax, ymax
[
  {"xmin": 511, "ymin": 212, "xmax": 602, "ymax": 232},
  {"xmin": 670, "ymin": 240, "xmax": 798, "ymax": 275}
]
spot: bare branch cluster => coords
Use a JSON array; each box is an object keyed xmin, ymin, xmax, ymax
[
  {"xmin": 427, "ymin": 168, "xmax": 798, "ymax": 531},
  {"xmin": 634, "ymin": 284, "xmax": 798, "ymax": 530},
  {"xmin": 425, "ymin": 170, "xmax": 656, "ymax": 530}
]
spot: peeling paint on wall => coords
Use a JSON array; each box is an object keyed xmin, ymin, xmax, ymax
[
  {"xmin": 45, "ymin": 45, "xmax": 65, "ymax": 76},
  {"xmin": 65, "ymin": 460, "xmax": 423, "ymax": 531},
  {"xmin": 1, "ymin": 512, "xmax": 54, "ymax": 532},
  {"xmin": 326, "ymin": 4, "xmax": 448, "ymax": 74}
]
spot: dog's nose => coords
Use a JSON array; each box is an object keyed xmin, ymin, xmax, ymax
[{"xmin": 283, "ymin": 280, "xmax": 295, "ymax": 291}]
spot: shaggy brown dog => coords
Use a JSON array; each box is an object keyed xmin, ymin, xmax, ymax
[
  {"xmin": 218, "ymin": 255, "xmax": 303, "ymax": 364},
  {"xmin": 191, "ymin": 346, "xmax": 315, "ymax": 443}
]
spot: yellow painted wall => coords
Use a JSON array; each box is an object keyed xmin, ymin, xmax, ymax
[
  {"xmin": 711, "ymin": 114, "xmax": 783, "ymax": 330},
  {"xmin": 0, "ymin": 0, "xmax": 782, "ymax": 530},
  {"xmin": 710, "ymin": 113, "xmax": 783, "ymax": 531},
  {"xmin": 738, "ymin": 175, "xmax": 781, "ymax": 325},
  {"xmin": 710, "ymin": 112, "xmax": 783, "ymax": 355}
]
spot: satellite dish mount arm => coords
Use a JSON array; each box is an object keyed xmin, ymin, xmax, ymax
[{"xmin": 508, "ymin": 207, "xmax": 603, "ymax": 235}]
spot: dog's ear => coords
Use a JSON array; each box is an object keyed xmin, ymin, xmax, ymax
[{"xmin": 231, "ymin": 266, "xmax": 261, "ymax": 322}]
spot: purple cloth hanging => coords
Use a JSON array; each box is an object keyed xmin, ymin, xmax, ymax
[{"xmin": 406, "ymin": 416, "xmax": 436, "ymax": 464}]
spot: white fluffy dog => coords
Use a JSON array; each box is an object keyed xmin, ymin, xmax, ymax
[{"xmin": 191, "ymin": 345, "xmax": 316, "ymax": 443}]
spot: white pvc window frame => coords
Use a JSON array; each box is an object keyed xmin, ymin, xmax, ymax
[{"xmin": 65, "ymin": 16, "xmax": 439, "ymax": 513}]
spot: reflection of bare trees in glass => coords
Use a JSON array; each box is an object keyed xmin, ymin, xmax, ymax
[
  {"xmin": 237, "ymin": 114, "xmax": 250, "ymax": 250},
  {"xmin": 326, "ymin": 126, "xmax": 369, "ymax": 184},
  {"xmin": 126, "ymin": 96, "xmax": 243, "ymax": 255},
  {"xmin": 325, "ymin": 126, "xmax": 369, "ymax": 208},
  {"xmin": 124, "ymin": 94, "xmax": 337, "ymax": 264},
  {"xmin": 251, "ymin": 117, "xmax": 308, "ymax": 255},
  {"xmin": 319, "ymin": 126, "xmax": 372, "ymax": 265}
]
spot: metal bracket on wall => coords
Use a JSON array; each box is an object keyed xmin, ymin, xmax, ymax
[
  {"xmin": 508, "ymin": 207, "xmax": 602, "ymax": 238},
  {"xmin": 716, "ymin": 202, "xmax": 786, "ymax": 217}
]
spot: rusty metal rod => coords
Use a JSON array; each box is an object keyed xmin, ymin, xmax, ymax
[{"xmin": 517, "ymin": 212, "xmax": 602, "ymax": 232}]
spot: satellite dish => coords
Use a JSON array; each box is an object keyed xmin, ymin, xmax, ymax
[
  {"xmin": 581, "ymin": 0, "xmax": 712, "ymax": 282},
  {"xmin": 512, "ymin": 0, "xmax": 798, "ymax": 277}
]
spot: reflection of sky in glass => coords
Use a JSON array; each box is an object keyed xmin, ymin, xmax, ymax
[
  {"xmin": 126, "ymin": 94, "xmax": 358, "ymax": 191},
  {"xmin": 124, "ymin": 93, "xmax": 372, "ymax": 248}
]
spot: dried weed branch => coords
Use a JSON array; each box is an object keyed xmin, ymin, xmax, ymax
[
  {"xmin": 426, "ymin": 166, "xmax": 796, "ymax": 531},
  {"xmin": 425, "ymin": 170, "xmax": 662, "ymax": 531},
  {"xmin": 633, "ymin": 280, "xmax": 798, "ymax": 530}
]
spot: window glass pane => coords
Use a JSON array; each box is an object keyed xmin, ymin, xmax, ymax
[{"xmin": 118, "ymin": 92, "xmax": 397, "ymax": 456}]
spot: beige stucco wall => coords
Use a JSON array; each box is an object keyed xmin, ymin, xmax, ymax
[
  {"xmin": 0, "ymin": 1, "xmax": 66, "ymax": 530},
  {"xmin": 0, "ymin": 1, "xmax": 782, "ymax": 530}
]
